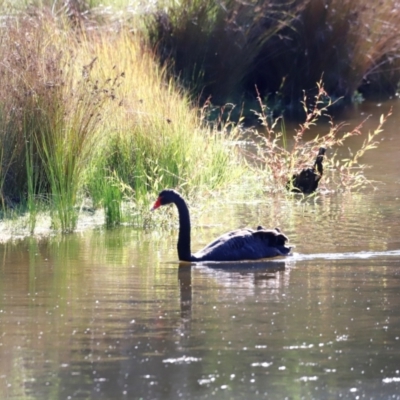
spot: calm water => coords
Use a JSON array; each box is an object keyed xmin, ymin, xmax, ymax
[{"xmin": 1, "ymin": 100, "xmax": 400, "ymax": 400}]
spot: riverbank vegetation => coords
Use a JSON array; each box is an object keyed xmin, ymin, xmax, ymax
[
  {"xmin": 247, "ymin": 82, "xmax": 392, "ymax": 193},
  {"xmin": 0, "ymin": 1, "xmax": 395, "ymax": 237},
  {"xmin": 149, "ymin": 0, "xmax": 400, "ymax": 114},
  {"xmin": 0, "ymin": 9, "xmax": 243, "ymax": 233}
]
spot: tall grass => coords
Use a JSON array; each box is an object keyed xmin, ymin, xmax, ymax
[
  {"xmin": 0, "ymin": 15, "xmax": 49, "ymax": 206},
  {"xmin": 25, "ymin": 131, "xmax": 39, "ymax": 233},
  {"xmin": 0, "ymin": 2, "xmax": 394, "ymax": 239},
  {"xmin": 0, "ymin": 13, "xmax": 122, "ymax": 231},
  {"xmin": 82, "ymin": 29, "xmax": 242, "ymax": 212},
  {"xmin": 147, "ymin": 0, "xmax": 305, "ymax": 104},
  {"xmin": 146, "ymin": 0, "xmax": 400, "ymax": 110},
  {"xmin": 0, "ymin": 9, "xmax": 244, "ymax": 231},
  {"xmin": 35, "ymin": 61, "xmax": 120, "ymax": 231},
  {"xmin": 6, "ymin": 0, "xmax": 400, "ymax": 111}
]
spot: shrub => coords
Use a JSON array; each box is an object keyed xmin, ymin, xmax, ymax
[{"xmin": 246, "ymin": 81, "xmax": 392, "ymax": 193}]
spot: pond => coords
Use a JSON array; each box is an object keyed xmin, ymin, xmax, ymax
[{"xmin": 1, "ymin": 99, "xmax": 400, "ymax": 399}]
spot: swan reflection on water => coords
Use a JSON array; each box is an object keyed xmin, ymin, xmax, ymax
[
  {"xmin": 172, "ymin": 239, "xmax": 400, "ymax": 322},
  {"xmin": 174, "ymin": 247, "xmax": 400, "ymax": 307},
  {"xmin": 175, "ymin": 261, "xmax": 290, "ymax": 333},
  {"xmin": 176, "ymin": 259, "xmax": 290, "ymax": 317},
  {"xmin": 178, "ymin": 258, "xmax": 287, "ymax": 271}
]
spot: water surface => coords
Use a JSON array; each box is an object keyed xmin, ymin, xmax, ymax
[{"xmin": 1, "ymin": 99, "xmax": 400, "ymax": 399}]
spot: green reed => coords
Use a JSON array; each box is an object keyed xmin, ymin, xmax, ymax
[
  {"xmin": 83, "ymin": 29, "xmax": 243, "ymax": 226},
  {"xmin": 25, "ymin": 132, "xmax": 38, "ymax": 234},
  {"xmin": 103, "ymin": 174, "xmax": 123, "ymax": 228},
  {"xmin": 0, "ymin": 13, "xmax": 127, "ymax": 231}
]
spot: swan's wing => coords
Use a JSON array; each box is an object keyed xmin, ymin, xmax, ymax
[
  {"xmin": 253, "ymin": 228, "xmax": 289, "ymax": 247},
  {"xmin": 194, "ymin": 228, "xmax": 290, "ymax": 261},
  {"xmin": 193, "ymin": 228, "xmax": 252, "ymax": 253},
  {"xmin": 292, "ymin": 168, "xmax": 321, "ymax": 194}
]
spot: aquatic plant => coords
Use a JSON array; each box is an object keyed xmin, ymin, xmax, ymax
[
  {"xmin": 0, "ymin": 2, "xmax": 394, "ymax": 238},
  {"xmin": 0, "ymin": 13, "xmax": 57, "ymax": 209},
  {"xmin": 102, "ymin": 174, "xmax": 123, "ymax": 228},
  {"xmin": 6, "ymin": 0, "xmax": 400, "ymax": 111},
  {"xmin": 246, "ymin": 81, "xmax": 391, "ymax": 193},
  {"xmin": 0, "ymin": 12, "xmax": 124, "ymax": 231}
]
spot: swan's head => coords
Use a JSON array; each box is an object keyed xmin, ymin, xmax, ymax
[{"xmin": 151, "ymin": 189, "xmax": 181, "ymax": 210}]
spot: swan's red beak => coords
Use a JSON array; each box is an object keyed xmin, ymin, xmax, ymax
[{"xmin": 151, "ymin": 197, "xmax": 162, "ymax": 211}]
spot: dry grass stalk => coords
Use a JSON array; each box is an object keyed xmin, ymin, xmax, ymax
[{"xmin": 245, "ymin": 80, "xmax": 391, "ymax": 193}]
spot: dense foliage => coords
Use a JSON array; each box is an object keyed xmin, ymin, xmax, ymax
[
  {"xmin": 0, "ymin": 1, "xmax": 393, "ymax": 236},
  {"xmin": 148, "ymin": 0, "xmax": 400, "ymax": 111}
]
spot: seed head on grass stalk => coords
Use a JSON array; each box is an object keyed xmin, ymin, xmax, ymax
[
  {"xmin": 245, "ymin": 80, "xmax": 391, "ymax": 193},
  {"xmin": 83, "ymin": 28, "xmax": 244, "ymax": 224},
  {"xmin": 0, "ymin": 13, "xmax": 69, "ymax": 219}
]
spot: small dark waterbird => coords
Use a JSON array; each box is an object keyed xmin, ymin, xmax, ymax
[
  {"xmin": 288, "ymin": 147, "xmax": 326, "ymax": 194},
  {"xmin": 151, "ymin": 189, "xmax": 291, "ymax": 262}
]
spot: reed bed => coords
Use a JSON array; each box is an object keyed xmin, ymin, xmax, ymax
[
  {"xmin": 147, "ymin": 0, "xmax": 400, "ymax": 111},
  {"xmin": 147, "ymin": 0, "xmax": 305, "ymax": 105},
  {"xmin": 267, "ymin": 0, "xmax": 400, "ymax": 105},
  {"xmin": 0, "ymin": 1, "xmax": 395, "ymax": 238},
  {"xmin": 0, "ymin": 9, "xmax": 243, "ymax": 232}
]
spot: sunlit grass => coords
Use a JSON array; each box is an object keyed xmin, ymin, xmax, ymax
[
  {"xmin": 80, "ymin": 29, "xmax": 243, "ymax": 208},
  {"xmin": 0, "ymin": 11, "xmax": 245, "ymax": 232}
]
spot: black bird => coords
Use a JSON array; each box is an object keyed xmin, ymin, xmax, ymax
[
  {"xmin": 151, "ymin": 189, "xmax": 291, "ymax": 262},
  {"xmin": 288, "ymin": 147, "xmax": 326, "ymax": 194}
]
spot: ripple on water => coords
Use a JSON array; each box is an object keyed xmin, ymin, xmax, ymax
[
  {"xmin": 162, "ymin": 356, "xmax": 202, "ymax": 364},
  {"xmin": 291, "ymin": 249, "xmax": 400, "ymax": 261}
]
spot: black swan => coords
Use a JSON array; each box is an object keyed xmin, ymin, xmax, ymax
[
  {"xmin": 151, "ymin": 189, "xmax": 291, "ymax": 262},
  {"xmin": 288, "ymin": 147, "xmax": 326, "ymax": 194}
]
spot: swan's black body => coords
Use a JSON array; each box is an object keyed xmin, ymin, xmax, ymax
[
  {"xmin": 152, "ymin": 189, "xmax": 291, "ymax": 262},
  {"xmin": 288, "ymin": 147, "xmax": 326, "ymax": 194}
]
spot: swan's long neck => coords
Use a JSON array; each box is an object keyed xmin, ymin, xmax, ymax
[
  {"xmin": 174, "ymin": 195, "xmax": 192, "ymax": 261},
  {"xmin": 314, "ymin": 148, "xmax": 325, "ymax": 175}
]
